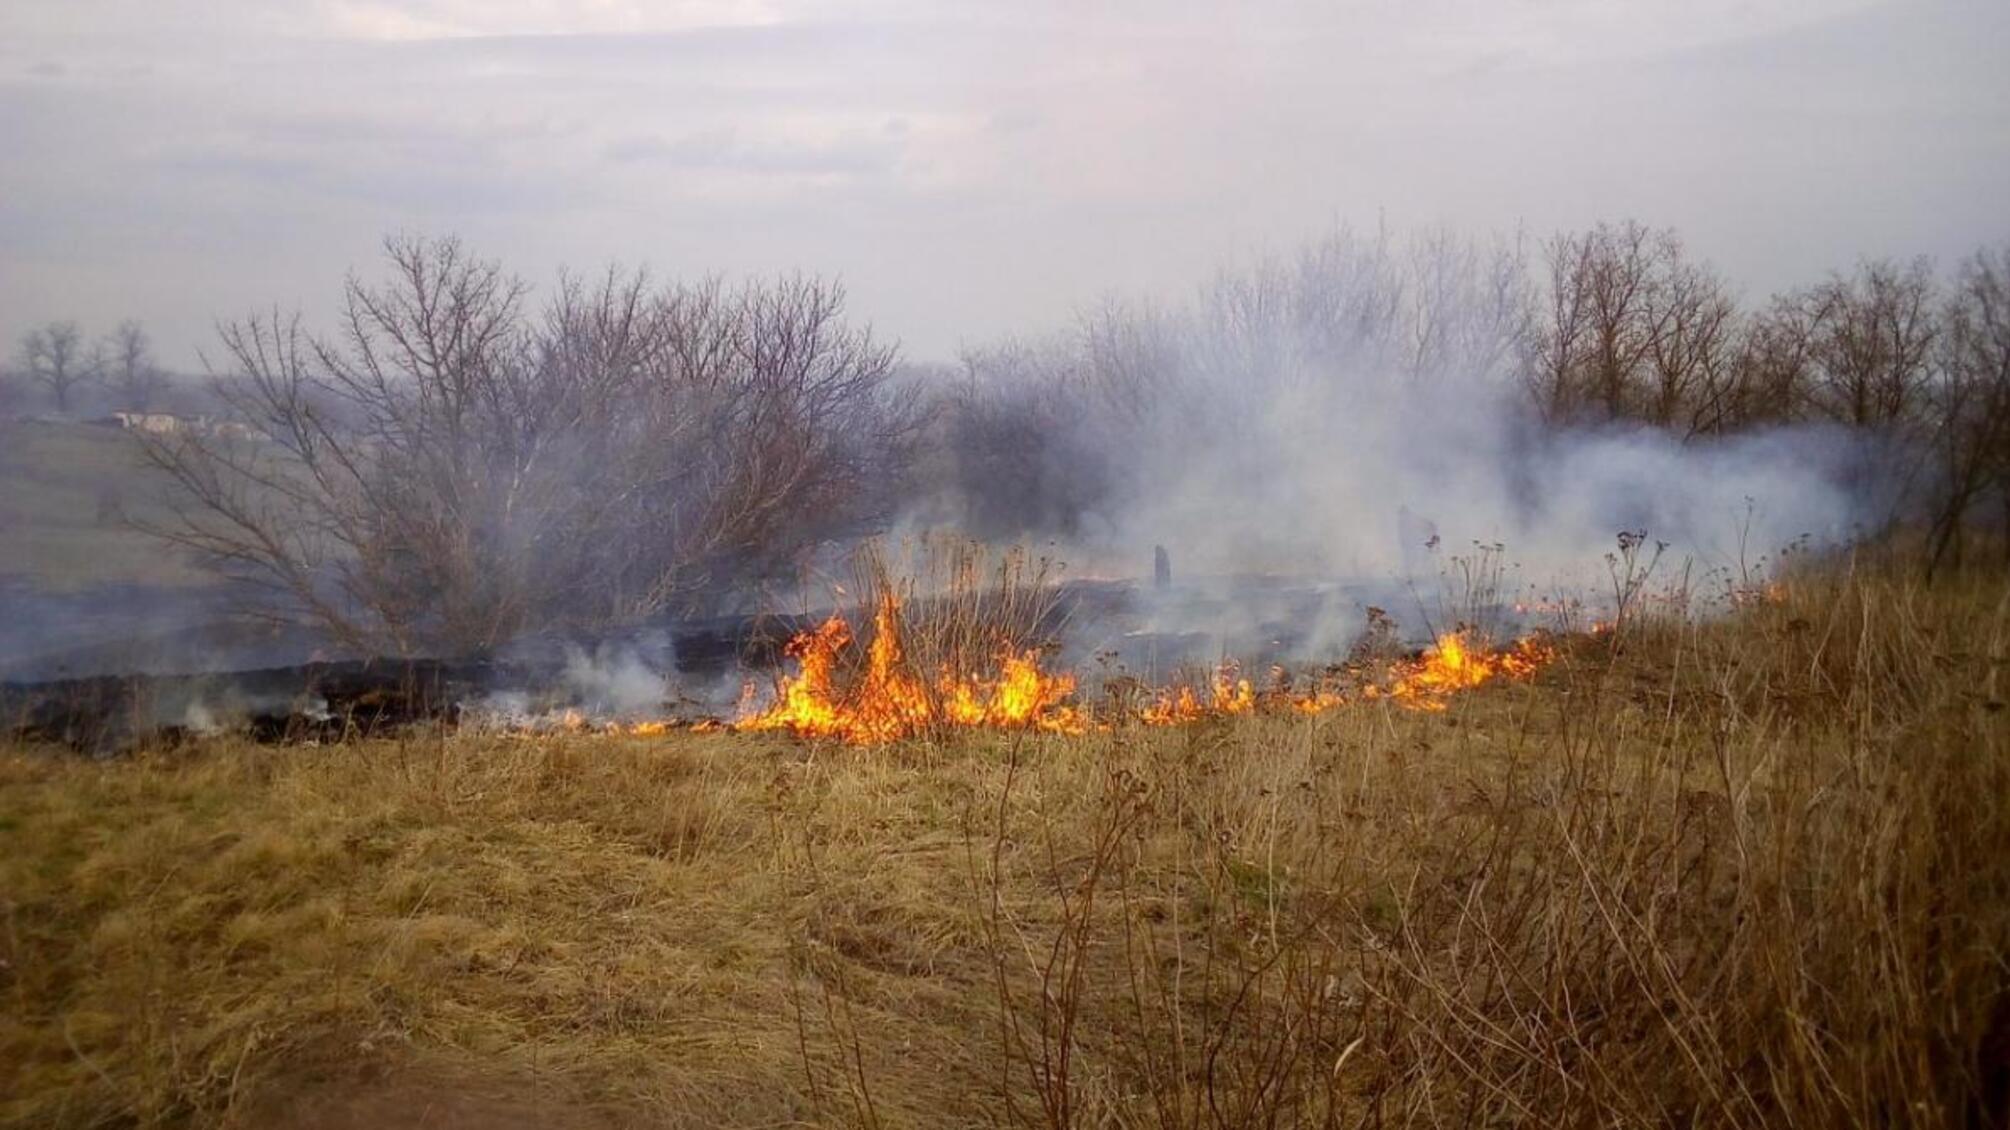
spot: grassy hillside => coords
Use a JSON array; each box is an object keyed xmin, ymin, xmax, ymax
[
  {"xmin": 3, "ymin": 559, "xmax": 2007, "ymax": 1128},
  {"xmin": 0, "ymin": 420, "xmax": 211, "ymax": 590}
]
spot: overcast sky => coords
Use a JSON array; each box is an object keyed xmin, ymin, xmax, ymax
[{"xmin": 2, "ymin": 0, "xmax": 2005, "ymax": 369}]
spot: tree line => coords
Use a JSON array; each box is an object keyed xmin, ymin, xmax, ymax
[
  {"xmin": 935, "ymin": 222, "xmax": 2010, "ymax": 576},
  {"xmin": 40, "ymin": 223, "xmax": 2010, "ymax": 656},
  {"xmin": 8, "ymin": 318, "xmax": 174, "ymax": 414},
  {"xmin": 1522, "ymin": 223, "xmax": 2010, "ymax": 573}
]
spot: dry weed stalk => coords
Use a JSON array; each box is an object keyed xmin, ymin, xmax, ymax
[{"xmin": 874, "ymin": 557, "xmax": 2010, "ymax": 1127}]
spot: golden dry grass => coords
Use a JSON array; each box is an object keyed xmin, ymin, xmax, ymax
[{"xmin": 3, "ymin": 557, "xmax": 2008, "ymax": 1128}]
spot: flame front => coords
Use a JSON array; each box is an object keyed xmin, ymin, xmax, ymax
[
  {"xmin": 734, "ymin": 599, "xmax": 1556, "ymax": 744},
  {"xmin": 738, "ymin": 594, "xmax": 1086, "ymax": 742},
  {"xmin": 1140, "ymin": 665, "xmax": 1255, "ymax": 724},
  {"xmin": 1375, "ymin": 631, "xmax": 1556, "ymax": 712}
]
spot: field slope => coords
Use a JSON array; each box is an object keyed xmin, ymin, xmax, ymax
[{"xmin": 3, "ymin": 561, "xmax": 2008, "ymax": 1128}]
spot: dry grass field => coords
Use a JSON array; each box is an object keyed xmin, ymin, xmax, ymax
[{"xmin": 3, "ymin": 556, "xmax": 2008, "ymax": 1128}]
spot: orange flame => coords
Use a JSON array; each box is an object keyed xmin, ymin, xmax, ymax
[
  {"xmin": 732, "ymin": 600, "xmax": 1557, "ymax": 744},
  {"xmin": 1140, "ymin": 664, "xmax": 1256, "ymax": 724},
  {"xmin": 737, "ymin": 593, "xmax": 1086, "ymax": 742},
  {"xmin": 1375, "ymin": 631, "xmax": 1555, "ymax": 712}
]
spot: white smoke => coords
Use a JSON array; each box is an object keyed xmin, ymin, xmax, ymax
[
  {"xmin": 923, "ymin": 226, "xmax": 1873, "ymax": 659},
  {"xmin": 561, "ymin": 643, "xmax": 672, "ymax": 718}
]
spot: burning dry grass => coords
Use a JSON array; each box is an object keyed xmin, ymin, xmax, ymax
[
  {"xmin": 3, "ymin": 556, "xmax": 2009, "ymax": 1128},
  {"xmin": 732, "ymin": 591, "xmax": 1556, "ymax": 741},
  {"xmin": 734, "ymin": 540, "xmax": 1560, "ymax": 742},
  {"xmin": 736, "ymin": 540, "xmax": 1088, "ymax": 742}
]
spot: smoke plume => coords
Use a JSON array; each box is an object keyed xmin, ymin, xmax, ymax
[{"xmin": 920, "ymin": 228, "xmax": 1872, "ymax": 657}]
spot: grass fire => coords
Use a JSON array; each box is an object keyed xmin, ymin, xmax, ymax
[
  {"xmin": 7, "ymin": 558, "xmax": 2008, "ymax": 1129},
  {"xmin": 738, "ymin": 594, "xmax": 1090, "ymax": 742},
  {"xmin": 5, "ymin": 5, "xmax": 2010, "ymax": 1124},
  {"xmin": 731, "ymin": 593, "xmax": 1556, "ymax": 743}
]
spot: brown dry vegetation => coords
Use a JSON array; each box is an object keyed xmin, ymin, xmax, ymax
[{"xmin": 3, "ymin": 558, "xmax": 2008, "ymax": 1128}]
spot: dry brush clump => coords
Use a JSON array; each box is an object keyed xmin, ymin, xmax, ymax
[
  {"xmin": 913, "ymin": 558, "xmax": 2010, "ymax": 1128},
  {"xmin": 139, "ymin": 236, "xmax": 914, "ymax": 656}
]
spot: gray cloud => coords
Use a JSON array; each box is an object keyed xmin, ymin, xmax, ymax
[
  {"xmin": 0, "ymin": 0, "xmax": 2005, "ymax": 370},
  {"xmin": 603, "ymin": 127, "xmax": 901, "ymax": 177}
]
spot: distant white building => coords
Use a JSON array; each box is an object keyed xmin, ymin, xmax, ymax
[
  {"xmin": 97, "ymin": 412, "xmax": 269, "ymax": 442},
  {"xmin": 110, "ymin": 411, "xmax": 187, "ymax": 434},
  {"xmin": 210, "ymin": 421, "xmax": 271, "ymax": 442}
]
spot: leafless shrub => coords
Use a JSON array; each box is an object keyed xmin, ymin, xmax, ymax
[
  {"xmin": 1925, "ymin": 244, "xmax": 2010, "ymax": 573},
  {"xmin": 918, "ymin": 341, "xmax": 1123, "ymax": 541},
  {"xmin": 139, "ymin": 235, "xmax": 909, "ymax": 655}
]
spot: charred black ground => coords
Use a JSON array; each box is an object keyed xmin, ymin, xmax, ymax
[{"xmin": 4, "ymin": 574, "xmax": 1458, "ymax": 751}]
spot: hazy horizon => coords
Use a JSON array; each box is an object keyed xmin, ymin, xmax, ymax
[{"xmin": 3, "ymin": 0, "xmax": 2007, "ymax": 371}]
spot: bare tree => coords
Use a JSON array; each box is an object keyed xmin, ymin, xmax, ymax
[
  {"xmin": 96, "ymin": 320, "xmax": 167, "ymax": 411},
  {"xmin": 1643, "ymin": 255, "xmax": 1739, "ymax": 435},
  {"xmin": 1403, "ymin": 227, "xmax": 1532, "ymax": 386},
  {"xmin": 1725, "ymin": 295, "xmax": 1819, "ymax": 429},
  {"xmin": 1532, "ymin": 222, "xmax": 1710, "ymax": 425},
  {"xmin": 1800, "ymin": 258, "xmax": 1939, "ymax": 429},
  {"xmin": 1528, "ymin": 233, "xmax": 1595, "ymax": 423},
  {"xmin": 20, "ymin": 320, "xmax": 91, "ymax": 414},
  {"xmin": 1574, "ymin": 221, "xmax": 1661, "ymax": 420},
  {"xmin": 1080, "ymin": 296, "xmax": 1178, "ymax": 426},
  {"xmin": 140, "ymin": 236, "xmax": 905, "ymax": 656},
  {"xmin": 1285, "ymin": 225, "xmax": 1407, "ymax": 375},
  {"xmin": 1526, "ymin": 222, "xmax": 1767, "ymax": 436},
  {"xmin": 1926, "ymin": 245, "xmax": 2010, "ymax": 573}
]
